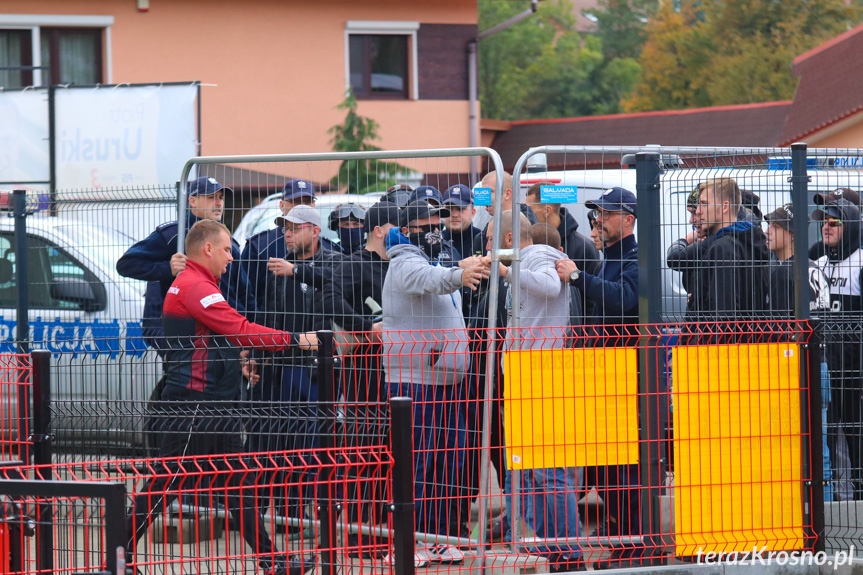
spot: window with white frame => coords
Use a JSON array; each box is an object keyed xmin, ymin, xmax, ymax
[
  {"xmin": 0, "ymin": 15, "xmax": 112, "ymax": 89},
  {"xmin": 345, "ymin": 21, "xmax": 418, "ymax": 100}
]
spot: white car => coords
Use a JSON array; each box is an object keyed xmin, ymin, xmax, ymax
[
  {"xmin": 0, "ymin": 207, "xmax": 160, "ymax": 454},
  {"xmin": 233, "ymin": 192, "xmax": 384, "ymax": 251}
]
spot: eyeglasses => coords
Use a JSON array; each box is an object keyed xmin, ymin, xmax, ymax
[
  {"xmin": 286, "ymin": 224, "xmax": 314, "ymax": 233},
  {"xmin": 822, "ymin": 219, "xmax": 843, "ymax": 228}
]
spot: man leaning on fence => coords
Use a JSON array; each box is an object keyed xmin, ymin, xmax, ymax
[
  {"xmin": 813, "ymin": 198, "xmax": 863, "ymax": 500},
  {"xmin": 486, "ymin": 210, "xmax": 585, "ymax": 572},
  {"xmin": 126, "ymin": 219, "xmax": 317, "ymax": 575},
  {"xmin": 556, "ymin": 187, "xmax": 640, "ymax": 570},
  {"xmin": 382, "ymin": 200, "xmax": 489, "ymax": 565}
]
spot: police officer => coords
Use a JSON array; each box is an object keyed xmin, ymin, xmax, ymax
[
  {"xmin": 240, "ymin": 179, "xmax": 339, "ymax": 312},
  {"xmin": 116, "ymin": 176, "xmax": 253, "ymax": 358}
]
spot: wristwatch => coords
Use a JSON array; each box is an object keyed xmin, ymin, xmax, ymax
[{"xmin": 569, "ymin": 269, "xmax": 580, "ymax": 284}]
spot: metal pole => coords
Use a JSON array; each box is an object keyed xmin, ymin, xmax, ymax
[
  {"xmin": 48, "ymin": 86, "xmax": 56, "ymax": 216},
  {"xmin": 791, "ymin": 142, "xmax": 823, "ymax": 551},
  {"xmin": 316, "ymin": 330, "xmax": 338, "ymax": 575},
  {"xmin": 390, "ymin": 397, "xmax": 416, "ymax": 575},
  {"xmin": 176, "ymin": 180, "xmax": 186, "ymax": 254},
  {"xmin": 635, "ymin": 152, "xmax": 665, "ymax": 565},
  {"xmin": 468, "ymin": 40, "xmax": 478, "ymax": 184},
  {"xmin": 103, "ymin": 483, "xmax": 128, "ymax": 575},
  {"xmin": 31, "ymin": 349, "xmax": 53, "ymax": 575},
  {"xmin": 12, "ymin": 190, "xmax": 30, "ymax": 465},
  {"xmin": 13, "ymin": 190, "xmax": 29, "ymax": 357}
]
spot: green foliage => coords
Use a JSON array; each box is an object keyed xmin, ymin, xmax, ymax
[
  {"xmin": 625, "ymin": 0, "xmax": 863, "ymax": 112},
  {"xmin": 478, "ymin": 0, "xmax": 642, "ymax": 120},
  {"xmin": 327, "ymin": 90, "xmax": 398, "ymax": 195}
]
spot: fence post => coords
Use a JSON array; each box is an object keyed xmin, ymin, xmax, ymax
[
  {"xmin": 316, "ymin": 330, "xmax": 338, "ymax": 575},
  {"xmin": 389, "ymin": 397, "xmax": 415, "ymax": 575},
  {"xmin": 103, "ymin": 482, "xmax": 128, "ymax": 575},
  {"xmin": 790, "ymin": 142, "xmax": 824, "ymax": 552},
  {"xmin": 30, "ymin": 349, "xmax": 53, "ymax": 574},
  {"xmin": 635, "ymin": 152, "xmax": 665, "ymax": 564},
  {"xmin": 13, "ymin": 190, "xmax": 31, "ymax": 466}
]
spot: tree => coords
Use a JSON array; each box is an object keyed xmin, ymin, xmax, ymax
[
  {"xmin": 589, "ymin": 0, "xmax": 655, "ymax": 60},
  {"xmin": 327, "ymin": 90, "xmax": 398, "ymax": 195},
  {"xmin": 624, "ymin": 0, "xmax": 863, "ymax": 112},
  {"xmin": 479, "ymin": 0, "xmax": 641, "ymax": 121}
]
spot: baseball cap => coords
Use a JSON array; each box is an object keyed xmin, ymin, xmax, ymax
[
  {"xmin": 274, "ymin": 204, "xmax": 322, "ymax": 229},
  {"xmin": 282, "ymin": 179, "xmax": 316, "ymax": 201},
  {"xmin": 364, "ymin": 201, "xmax": 401, "ymax": 232},
  {"xmin": 812, "ymin": 198, "xmax": 853, "ymax": 222},
  {"xmin": 814, "ymin": 188, "xmax": 861, "ymax": 206},
  {"xmin": 188, "ymin": 176, "xmax": 232, "ymax": 196},
  {"xmin": 442, "ymin": 184, "xmax": 473, "ymax": 207},
  {"xmin": 399, "ymin": 200, "xmax": 450, "ymax": 229},
  {"xmin": 408, "ymin": 185, "xmax": 443, "ymax": 206},
  {"xmin": 585, "ymin": 187, "xmax": 637, "ymax": 217},
  {"xmin": 686, "ymin": 184, "xmax": 702, "ymax": 211},
  {"xmin": 764, "ymin": 203, "xmax": 806, "ymax": 232}
]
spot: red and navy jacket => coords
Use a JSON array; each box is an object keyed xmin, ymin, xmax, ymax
[{"xmin": 162, "ymin": 259, "xmax": 299, "ymax": 400}]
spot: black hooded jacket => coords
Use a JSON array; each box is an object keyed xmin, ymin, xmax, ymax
[
  {"xmin": 815, "ymin": 200, "xmax": 863, "ymax": 375},
  {"xmin": 557, "ymin": 207, "xmax": 601, "ymax": 275},
  {"xmin": 687, "ymin": 219, "xmax": 771, "ymax": 320}
]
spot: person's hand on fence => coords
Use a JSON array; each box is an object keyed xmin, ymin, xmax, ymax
[
  {"xmin": 555, "ymin": 258, "xmax": 578, "ymax": 282},
  {"xmin": 367, "ymin": 321, "xmax": 383, "ymax": 344},
  {"xmin": 268, "ymin": 258, "xmax": 295, "ymax": 277},
  {"xmin": 480, "ymin": 255, "xmax": 508, "ymax": 278},
  {"xmin": 685, "ymin": 230, "xmax": 700, "ymax": 245},
  {"xmin": 298, "ymin": 332, "xmax": 318, "ymax": 350},
  {"xmin": 462, "ymin": 261, "xmax": 490, "ymax": 290},
  {"xmin": 459, "ymin": 256, "xmax": 484, "ymax": 269},
  {"xmin": 170, "ymin": 252, "xmax": 187, "ymax": 276},
  {"xmin": 242, "ymin": 358, "xmax": 259, "ymax": 386}
]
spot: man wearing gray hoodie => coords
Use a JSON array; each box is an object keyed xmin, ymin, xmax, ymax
[
  {"xmin": 382, "ymin": 201, "xmax": 488, "ymax": 560},
  {"xmin": 484, "ymin": 211, "xmax": 585, "ymax": 572}
]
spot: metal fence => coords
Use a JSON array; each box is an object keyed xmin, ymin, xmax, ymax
[{"xmin": 3, "ymin": 144, "xmax": 863, "ymax": 573}]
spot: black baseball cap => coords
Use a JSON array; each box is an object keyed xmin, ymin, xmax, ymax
[
  {"xmin": 585, "ymin": 187, "xmax": 637, "ymax": 217},
  {"xmin": 399, "ymin": 200, "xmax": 450, "ymax": 228},
  {"xmin": 364, "ymin": 201, "xmax": 401, "ymax": 232},
  {"xmin": 814, "ymin": 188, "xmax": 861, "ymax": 206}
]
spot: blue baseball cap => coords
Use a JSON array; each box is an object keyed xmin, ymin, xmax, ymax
[
  {"xmin": 188, "ymin": 176, "xmax": 232, "ymax": 196},
  {"xmin": 585, "ymin": 187, "xmax": 637, "ymax": 217},
  {"xmin": 408, "ymin": 185, "xmax": 442, "ymax": 206},
  {"xmin": 442, "ymin": 184, "xmax": 473, "ymax": 207},
  {"xmin": 282, "ymin": 179, "xmax": 316, "ymax": 201}
]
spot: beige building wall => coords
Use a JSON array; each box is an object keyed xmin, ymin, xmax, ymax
[{"xmin": 2, "ymin": 0, "xmax": 476, "ymax": 166}]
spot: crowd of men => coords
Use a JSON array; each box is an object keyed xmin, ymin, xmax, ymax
[{"xmin": 115, "ymin": 172, "xmax": 863, "ymax": 574}]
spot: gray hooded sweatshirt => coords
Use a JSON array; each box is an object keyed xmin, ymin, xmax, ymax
[
  {"xmin": 504, "ymin": 243, "xmax": 570, "ymax": 351},
  {"xmin": 382, "ymin": 242, "xmax": 469, "ymax": 386}
]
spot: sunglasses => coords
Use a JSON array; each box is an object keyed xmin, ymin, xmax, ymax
[
  {"xmin": 821, "ymin": 219, "xmax": 843, "ymax": 228},
  {"xmin": 332, "ymin": 204, "xmax": 367, "ymax": 220}
]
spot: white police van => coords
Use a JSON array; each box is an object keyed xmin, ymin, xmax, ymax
[{"xmin": 0, "ymin": 195, "xmax": 158, "ymax": 453}]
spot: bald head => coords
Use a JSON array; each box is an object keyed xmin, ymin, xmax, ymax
[
  {"xmin": 481, "ymin": 170, "xmax": 514, "ymax": 212},
  {"xmin": 486, "ymin": 210, "xmax": 532, "ymax": 253}
]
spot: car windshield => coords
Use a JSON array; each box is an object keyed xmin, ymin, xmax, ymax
[{"xmin": 53, "ymin": 225, "xmax": 146, "ymax": 293}]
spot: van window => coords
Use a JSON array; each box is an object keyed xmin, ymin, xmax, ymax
[{"xmin": 0, "ymin": 233, "xmax": 104, "ymax": 310}]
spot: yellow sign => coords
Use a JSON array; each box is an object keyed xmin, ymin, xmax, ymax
[
  {"xmin": 503, "ymin": 347, "xmax": 639, "ymax": 469},
  {"xmin": 673, "ymin": 343, "xmax": 804, "ymax": 555}
]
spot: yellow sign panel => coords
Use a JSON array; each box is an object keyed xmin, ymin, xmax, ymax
[
  {"xmin": 503, "ymin": 347, "xmax": 639, "ymax": 469},
  {"xmin": 673, "ymin": 343, "xmax": 804, "ymax": 555}
]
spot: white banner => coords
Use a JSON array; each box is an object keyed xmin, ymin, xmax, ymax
[
  {"xmin": 0, "ymin": 91, "xmax": 50, "ymax": 185},
  {"xmin": 54, "ymin": 84, "xmax": 197, "ymax": 190}
]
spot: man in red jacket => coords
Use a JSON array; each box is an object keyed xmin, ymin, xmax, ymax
[{"xmin": 126, "ymin": 219, "xmax": 317, "ymax": 575}]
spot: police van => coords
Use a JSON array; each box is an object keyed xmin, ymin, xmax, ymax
[
  {"xmin": 475, "ymin": 153, "xmax": 863, "ymax": 319},
  {"xmin": 0, "ymin": 196, "xmax": 158, "ymax": 453}
]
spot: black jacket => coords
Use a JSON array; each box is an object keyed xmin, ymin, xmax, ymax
[
  {"xmin": 557, "ymin": 207, "xmax": 601, "ymax": 275},
  {"xmin": 322, "ymin": 248, "xmax": 388, "ymax": 333},
  {"xmin": 445, "ymin": 225, "xmax": 483, "ymax": 262},
  {"xmin": 687, "ymin": 220, "xmax": 771, "ymax": 320}
]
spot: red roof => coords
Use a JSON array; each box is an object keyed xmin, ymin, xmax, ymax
[
  {"xmin": 491, "ymin": 101, "xmax": 791, "ymax": 170},
  {"xmin": 779, "ymin": 23, "xmax": 863, "ymax": 145}
]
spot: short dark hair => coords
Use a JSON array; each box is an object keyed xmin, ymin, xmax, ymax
[
  {"xmin": 531, "ymin": 223, "xmax": 561, "ymax": 250},
  {"xmin": 186, "ymin": 220, "xmax": 230, "ymax": 255},
  {"xmin": 525, "ymin": 182, "xmax": 561, "ymax": 211}
]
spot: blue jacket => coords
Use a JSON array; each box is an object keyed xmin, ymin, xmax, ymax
[
  {"xmin": 572, "ymin": 233, "xmax": 638, "ymax": 325},
  {"xmin": 116, "ymin": 213, "xmax": 254, "ymax": 355},
  {"xmin": 240, "ymin": 226, "xmax": 341, "ymax": 311}
]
